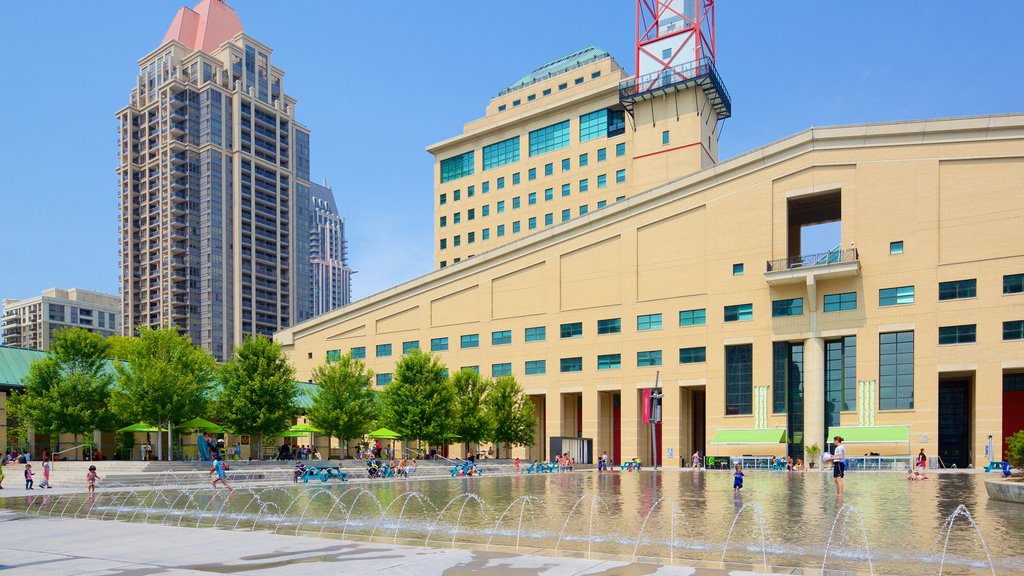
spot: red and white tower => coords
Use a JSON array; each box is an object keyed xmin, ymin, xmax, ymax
[{"xmin": 636, "ymin": 0, "xmax": 716, "ymax": 89}]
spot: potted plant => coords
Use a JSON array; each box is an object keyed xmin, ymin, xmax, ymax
[{"xmin": 805, "ymin": 443, "xmax": 822, "ymax": 469}]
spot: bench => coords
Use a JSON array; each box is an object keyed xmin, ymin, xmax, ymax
[{"xmin": 301, "ymin": 466, "xmax": 347, "ymax": 483}]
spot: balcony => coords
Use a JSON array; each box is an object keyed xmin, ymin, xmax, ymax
[
  {"xmin": 765, "ymin": 247, "xmax": 859, "ymax": 287},
  {"xmin": 619, "ymin": 57, "xmax": 731, "ymax": 119}
]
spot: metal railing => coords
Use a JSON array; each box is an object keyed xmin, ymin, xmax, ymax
[
  {"xmin": 766, "ymin": 247, "xmax": 859, "ymax": 272},
  {"xmin": 618, "ymin": 56, "xmax": 731, "ymax": 117}
]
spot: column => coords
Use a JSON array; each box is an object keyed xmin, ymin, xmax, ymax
[
  {"xmin": 582, "ymin": 388, "xmax": 600, "ymax": 463},
  {"xmin": 621, "ymin": 385, "xmax": 641, "ymax": 463},
  {"xmin": 803, "ymin": 336, "xmax": 825, "ymax": 452},
  {"xmin": 545, "ymin": 391, "xmax": 561, "ymax": 462},
  {"xmin": 663, "ymin": 384, "xmax": 683, "ymax": 467}
]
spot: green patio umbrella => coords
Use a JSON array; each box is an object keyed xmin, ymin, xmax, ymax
[
  {"xmin": 274, "ymin": 423, "xmax": 324, "ymax": 437},
  {"xmin": 177, "ymin": 417, "xmax": 224, "ymax": 433},
  {"xmin": 117, "ymin": 422, "xmax": 163, "ymax": 433},
  {"xmin": 368, "ymin": 427, "xmax": 400, "ymax": 439}
]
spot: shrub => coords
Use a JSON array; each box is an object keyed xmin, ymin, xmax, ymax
[{"xmin": 1007, "ymin": 430, "xmax": 1024, "ymax": 470}]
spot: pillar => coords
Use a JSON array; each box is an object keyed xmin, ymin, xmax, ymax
[
  {"xmin": 582, "ymin": 388, "xmax": 600, "ymax": 463},
  {"xmin": 663, "ymin": 384, "xmax": 683, "ymax": 467},
  {"xmin": 621, "ymin": 385, "xmax": 640, "ymax": 462},
  {"xmin": 545, "ymin": 391, "xmax": 561, "ymax": 461},
  {"xmin": 803, "ymin": 336, "xmax": 826, "ymax": 452}
]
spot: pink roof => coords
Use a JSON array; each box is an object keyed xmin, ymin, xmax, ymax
[{"xmin": 162, "ymin": 0, "xmax": 243, "ymax": 53}]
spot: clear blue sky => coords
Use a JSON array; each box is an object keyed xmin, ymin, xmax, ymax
[{"xmin": 1, "ymin": 1, "xmax": 1022, "ymax": 303}]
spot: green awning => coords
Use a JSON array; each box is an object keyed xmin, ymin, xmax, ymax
[
  {"xmin": 710, "ymin": 429, "xmax": 788, "ymax": 444},
  {"xmin": 827, "ymin": 426, "xmax": 909, "ymax": 443},
  {"xmin": 177, "ymin": 417, "xmax": 224, "ymax": 433}
]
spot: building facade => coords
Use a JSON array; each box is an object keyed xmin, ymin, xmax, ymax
[
  {"xmin": 117, "ymin": 0, "xmax": 313, "ymax": 360},
  {"xmin": 2, "ymin": 288, "xmax": 120, "ymax": 350},
  {"xmin": 278, "ymin": 112, "xmax": 1024, "ymax": 469},
  {"xmin": 310, "ymin": 181, "xmax": 352, "ymax": 314}
]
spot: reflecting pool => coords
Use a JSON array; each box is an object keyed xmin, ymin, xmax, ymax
[{"xmin": 10, "ymin": 470, "xmax": 1022, "ymax": 575}]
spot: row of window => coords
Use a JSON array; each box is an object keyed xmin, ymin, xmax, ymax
[
  {"xmin": 438, "ymin": 171, "xmax": 627, "ymax": 228},
  {"xmin": 439, "ymin": 143, "xmax": 628, "ymax": 204},
  {"xmin": 439, "ymin": 107, "xmax": 627, "ymax": 184},
  {"xmin": 496, "ymin": 70, "xmax": 603, "ymax": 113}
]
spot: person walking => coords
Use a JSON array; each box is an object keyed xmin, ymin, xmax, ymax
[
  {"xmin": 829, "ymin": 436, "xmax": 847, "ymax": 497},
  {"xmin": 0, "ymin": 457, "xmax": 5, "ymax": 489},
  {"xmin": 692, "ymin": 450, "xmax": 701, "ymax": 469},
  {"xmin": 24, "ymin": 463, "xmax": 34, "ymax": 490},
  {"xmin": 39, "ymin": 459, "xmax": 52, "ymax": 489},
  {"xmin": 733, "ymin": 464, "xmax": 744, "ymax": 492},
  {"xmin": 916, "ymin": 448, "xmax": 927, "ymax": 470},
  {"xmin": 86, "ymin": 465, "xmax": 100, "ymax": 495},
  {"xmin": 210, "ymin": 455, "xmax": 235, "ymax": 493}
]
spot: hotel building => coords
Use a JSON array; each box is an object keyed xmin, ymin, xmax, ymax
[{"xmin": 2, "ymin": 288, "xmax": 120, "ymax": 350}]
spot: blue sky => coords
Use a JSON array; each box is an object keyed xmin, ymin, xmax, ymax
[{"xmin": 1, "ymin": 1, "xmax": 1022, "ymax": 303}]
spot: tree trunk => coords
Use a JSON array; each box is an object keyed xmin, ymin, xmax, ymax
[
  {"xmin": 257, "ymin": 432, "xmax": 264, "ymax": 461},
  {"xmin": 156, "ymin": 423, "xmax": 164, "ymax": 461},
  {"xmin": 168, "ymin": 421, "xmax": 174, "ymax": 461},
  {"xmin": 340, "ymin": 437, "xmax": 346, "ymax": 460}
]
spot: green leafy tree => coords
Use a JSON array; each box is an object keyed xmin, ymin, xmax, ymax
[
  {"xmin": 111, "ymin": 327, "xmax": 217, "ymax": 460},
  {"xmin": 484, "ymin": 375, "xmax": 536, "ymax": 459},
  {"xmin": 307, "ymin": 353, "xmax": 378, "ymax": 459},
  {"xmin": 380, "ymin": 349, "xmax": 455, "ymax": 452},
  {"xmin": 1007, "ymin": 430, "xmax": 1024, "ymax": 470},
  {"xmin": 450, "ymin": 369, "xmax": 492, "ymax": 457},
  {"xmin": 18, "ymin": 328, "xmax": 114, "ymax": 452},
  {"xmin": 215, "ymin": 335, "xmax": 297, "ymax": 460}
]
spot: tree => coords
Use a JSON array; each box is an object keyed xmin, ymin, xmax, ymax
[
  {"xmin": 18, "ymin": 328, "xmax": 114, "ymax": 453},
  {"xmin": 111, "ymin": 327, "xmax": 217, "ymax": 460},
  {"xmin": 379, "ymin": 349, "xmax": 455, "ymax": 452},
  {"xmin": 307, "ymin": 353, "xmax": 378, "ymax": 459},
  {"xmin": 215, "ymin": 335, "xmax": 297, "ymax": 460},
  {"xmin": 1007, "ymin": 430, "xmax": 1024, "ymax": 470},
  {"xmin": 485, "ymin": 376, "xmax": 536, "ymax": 459},
  {"xmin": 450, "ymin": 369, "xmax": 492, "ymax": 457}
]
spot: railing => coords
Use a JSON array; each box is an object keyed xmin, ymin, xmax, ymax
[
  {"xmin": 618, "ymin": 56, "xmax": 731, "ymax": 117},
  {"xmin": 766, "ymin": 248, "xmax": 858, "ymax": 272}
]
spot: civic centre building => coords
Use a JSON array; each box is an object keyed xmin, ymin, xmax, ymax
[{"xmin": 277, "ymin": 9, "xmax": 1024, "ymax": 468}]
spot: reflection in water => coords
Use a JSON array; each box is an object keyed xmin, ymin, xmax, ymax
[{"xmin": 6, "ymin": 471, "xmax": 1022, "ymax": 575}]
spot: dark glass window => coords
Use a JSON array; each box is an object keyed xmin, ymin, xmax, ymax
[
  {"xmin": 938, "ymin": 279, "xmax": 976, "ymax": 301},
  {"xmin": 560, "ymin": 322, "xmax": 583, "ymax": 338},
  {"xmin": 725, "ymin": 344, "xmax": 753, "ymax": 415},
  {"xmin": 597, "ymin": 318, "xmax": 621, "ymax": 334},
  {"xmin": 772, "ymin": 298, "xmax": 804, "ymax": 317},
  {"xmin": 824, "ymin": 292, "xmax": 857, "ymax": 312},
  {"xmin": 879, "ymin": 331, "xmax": 914, "ymax": 410},
  {"xmin": 938, "ymin": 324, "xmax": 976, "ymax": 345},
  {"xmin": 430, "ymin": 337, "xmax": 448, "ymax": 351},
  {"xmin": 560, "ymin": 357, "xmax": 583, "ymax": 372}
]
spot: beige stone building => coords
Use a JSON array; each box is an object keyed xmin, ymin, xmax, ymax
[
  {"xmin": 2, "ymin": 288, "xmax": 120, "ymax": 350},
  {"xmin": 277, "ymin": 45, "xmax": 1024, "ymax": 469}
]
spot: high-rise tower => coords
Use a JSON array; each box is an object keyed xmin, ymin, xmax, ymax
[
  {"xmin": 309, "ymin": 181, "xmax": 352, "ymax": 315},
  {"xmin": 116, "ymin": 0, "xmax": 313, "ymax": 359}
]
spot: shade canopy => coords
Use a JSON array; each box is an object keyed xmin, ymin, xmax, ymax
[
  {"xmin": 368, "ymin": 427, "xmax": 400, "ymax": 439},
  {"xmin": 177, "ymin": 417, "xmax": 224, "ymax": 433},
  {"xmin": 274, "ymin": 423, "xmax": 324, "ymax": 437},
  {"xmin": 117, "ymin": 422, "xmax": 163, "ymax": 433},
  {"xmin": 827, "ymin": 426, "xmax": 910, "ymax": 443},
  {"xmin": 710, "ymin": 429, "xmax": 788, "ymax": 444}
]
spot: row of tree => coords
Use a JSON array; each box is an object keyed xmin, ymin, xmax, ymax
[{"xmin": 12, "ymin": 328, "xmax": 537, "ymax": 460}]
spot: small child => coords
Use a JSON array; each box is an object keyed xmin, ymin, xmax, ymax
[
  {"xmin": 211, "ymin": 455, "xmax": 235, "ymax": 492},
  {"xmin": 40, "ymin": 459, "xmax": 52, "ymax": 489},
  {"xmin": 86, "ymin": 465, "xmax": 99, "ymax": 494},
  {"xmin": 24, "ymin": 463, "xmax": 34, "ymax": 490},
  {"xmin": 513, "ymin": 457, "xmax": 520, "ymax": 473},
  {"xmin": 733, "ymin": 464, "xmax": 744, "ymax": 492}
]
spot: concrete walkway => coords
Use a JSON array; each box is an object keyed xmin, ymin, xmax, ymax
[{"xmin": 0, "ymin": 514, "xmax": 776, "ymax": 576}]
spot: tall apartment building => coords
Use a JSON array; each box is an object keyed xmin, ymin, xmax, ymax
[
  {"xmin": 2, "ymin": 289, "xmax": 120, "ymax": 350},
  {"xmin": 310, "ymin": 181, "xmax": 352, "ymax": 314},
  {"xmin": 117, "ymin": 0, "xmax": 314, "ymax": 359}
]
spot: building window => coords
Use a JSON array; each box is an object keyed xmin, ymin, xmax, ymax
[
  {"xmin": 376, "ymin": 343, "xmax": 392, "ymax": 357},
  {"xmin": 574, "ymin": 76, "xmax": 584, "ymax": 85},
  {"xmin": 597, "ymin": 318, "xmax": 621, "ymax": 334},
  {"xmin": 512, "ymin": 172, "xmax": 520, "ymax": 185},
  {"xmin": 562, "ymin": 184, "xmax": 570, "ymax": 197},
  {"xmin": 402, "ymin": 341, "xmax": 420, "ymax": 354},
  {"xmin": 498, "ymin": 104, "xmax": 506, "ymax": 111},
  {"xmin": 597, "ymin": 200, "xmax": 607, "ymax": 208},
  {"xmin": 597, "ymin": 174, "xmax": 607, "ymax": 188},
  {"xmin": 939, "ymin": 279, "xmax": 977, "ymax": 301},
  {"xmin": 1004, "ymin": 273, "xmax": 1024, "ymax": 295},
  {"xmin": 439, "ymin": 193, "xmax": 446, "ymax": 205},
  {"xmin": 558, "ymin": 82, "xmax": 567, "ymax": 90},
  {"xmin": 879, "ymin": 286, "xmax": 915, "ymax": 306},
  {"xmin": 430, "ymin": 337, "xmax": 448, "ymax": 352},
  {"xmin": 497, "ymin": 201, "xmax": 505, "ymax": 213},
  {"xmin": 512, "ymin": 220, "xmax": 521, "ymax": 233},
  {"xmin": 679, "ymin": 308, "xmax": 707, "ymax": 326},
  {"xmin": 824, "ymin": 292, "xmax": 857, "ymax": 312},
  {"xmin": 637, "ymin": 350, "xmax": 662, "ymax": 367},
  {"xmin": 528, "ymin": 217, "xmax": 537, "ymax": 230},
  {"xmin": 545, "ymin": 163, "xmax": 553, "ymax": 176},
  {"xmin": 440, "ymin": 261, "xmax": 447, "ymax": 268},
  {"xmin": 525, "ymin": 360, "xmax": 546, "ymax": 375},
  {"xmin": 461, "ymin": 334, "xmax": 479, "ymax": 348},
  {"xmin": 482, "ymin": 228, "xmax": 490, "ymax": 240},
  {"xmin": 467, "ymin": 231, "xmax": 475, "ymax": 244},
  {"xmin": 724, "ymin": 303, "xmax": 753, "ymax": 322},
  {"xmin": 497, "ymin": 177, "xmax": 505, "ymax": 189},
  {"xmin": 453, "ymin": 235, "xmax": 461, "ymax": 247},
  {"xmin": 725, "ymin": 344, "xmax": 753, "ymax": 415},
  {"xmin": 542, "ymin": 88, "xmax": 551, "ymax": 96},
  {"xmin": 825, "ymin": 336, "xmax": 857, "ymax": 415},
  {"xmin": 561, "ymin": 158, "xmax": 570, "ymax": 172},
  {"xmin": 561, "ymin": 357, "xmax": 583, "ymax": 372},
  {"xmin": 544, "ymin": 213, "xmax": 553, "ymax": 226},
  {"xmin": 609, "ymin": 112, "xmax": 625, "ymax": 137},
  {"xmin": 525, "ymin": 326, "xmax": 546, "ymax": 342},
  {"xmin": 597, "ymin": 354, "xmax": 620, "ymax": 370},
  {"xmin": 376, "ymin": 373, "xmax": 392, "ymax": 386},
  {"xmin": 351, "ymin": 346, "xmax": 366, "ymax": 359},
  {"xmin": 483, "ymin": 136, "xmax": 520, "ymax": 170},
  {"xmin": 528, "ymin": 167, "xmax": 537, "ymax": 180},
  {"xmin": 597, "ymin": 148, "xmax": 607, "ymax": 161},
  {"xmin": 529, "ymin": 120, "xmax": 571, "ymax": 157},
  {"xmin": 454, "ymin": 189, "xmax": 461, "ymax": 201},
  {"xmin": 591, "ymin": 71, "xmax": 601, "ymax": 79},
  {"xmin": 615, "ymin": 169, "xmax": 625, "ymax": 183},
  {"xmin": 580, "ymin": 109, "xmax": 608, "ymax": 142},
  {"xmin": 492, "ymin": 330, "xmax": 512, "ymax": 346},
  {"xmin": 772, "ymin": 298, "xmax": 804, "ymax": 317},
  {"xmin": 939, "ymin": 324, "xmax": 976, "ymax": 345},
  {"xmin": 468, "ymin": 185, "xmax": 475, "ymax": 197},
  {"xmin": 679, "ymin": 346, "xmax": 706, "ymax": 364},
  {"xmin": 890, "ymin": 241, "xmax": 904, "ymax": 255},
  {"xmin": 879, "ymin": 331, "xmax": 914, "ymax": 410},
  {"xmin": 579, "ymin": 205, "xmax": 588, "ymax": 216},
  {"xmin": 326, "ymin": 350, "xmax": 341, "ymax": 363},
  {"xmin": 772, "ymin": 341, "xmax": 805, "ymax": 415},
  {"xmin": 440, "ymin": 216, "xmax": 447, "ymax": 228},
  {"xmin": 440, "ymin": 238, "xmax": 447, "ymax": 250},
  {"xmin": 615, "ymin": 142, "xmax": 626, "ymax": 156},
  {"xmin": 482, "ymin": 181, "xmax": 490, "ymax": 193},
  {"xmin": 637, "ymin": 313, "xmax": 663, "ymax": 331},
  {"xmin": 561, "ymin": 209, "xmax": 570, "ymax": 222},
  {"xmin": 560, "ymin": 322, "xmax": 583, "ymax": 338},
  {"xmin": 482, "ymin": 205, "xmax": 490, "ymax": 217},
  {"xmin": 528, "ymin": 192, "xmax": 537, "ymax": 205},
  {"xmin": 492, "ymin": 363, "xmax": 512, "ymax": 377},
  {"xmin": 512, "ymin": 197, "xmax": 521, "ymax": 209},
  {"xmin": 732, "ymin": 263, "xmax": 744, "ymax": 275},
  {"xmin": 1004, "ymin": 320, "xmax": 1024, "ymax": 341},
  {"xmin": 544, "ymin": 188, "xmax": 553, "ymax": 201},
  {"xmin": 579, "ymin": 153, "xmax": 588, "ymax": 166},
  {"xmin": 580, "ymin": 179, "xmax": 589, "ymax": 192},
  {"xmin": 440, "ymin": 151, "xmax": 474, "ymax": 182},
  {"xmin": 662, "ymin": 130, "xmax": 670, "ymax": 145}
]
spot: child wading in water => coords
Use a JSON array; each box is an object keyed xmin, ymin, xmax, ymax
[
  {"xmin": 86, "ymin": 465, "xmax": 100, "ymax": 495},
  {"xmin": 24, "ymin": 463, "xmax": 34, "ymax": 490},
  {"xmin": 210, "ymin": 455, "xmax": 235, "ymax": 492},
  {"xmin": 733, "ymin": 464, "xmax": 744, "ymax": 492}
]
